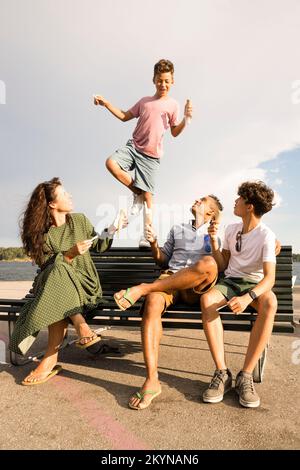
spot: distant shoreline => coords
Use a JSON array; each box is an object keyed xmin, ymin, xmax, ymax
[{"xmin": 0, "ymin": 259, "xmax": 32, "ymax": 263}]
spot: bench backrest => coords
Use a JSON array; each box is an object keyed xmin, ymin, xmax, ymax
[
  {"xmin": 0, "ymin": 246, "xmax": 294, "ymax": 334},
  {"xmin": 90, "ymin": 245, "xmax": 294, "ymax": 333}
]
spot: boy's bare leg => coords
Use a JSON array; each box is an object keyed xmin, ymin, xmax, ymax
[
  {"xmin": 140, "ymin": 192, "xmax": 153, "ymax": 244},
  {"xmin": 143, "ymin": 191, "xmax": 153, "ymax": 209},
  {"xmin": 201, "ymin": 288, "xmax": 228, "ymax": 369},
  {"xmin": 115, "ymin": 256, "xmax": 217, "ymax": 309},
  {"xmin": 242, "ymin": 291, "xmax": 277, "ymax": 373},
  {"xmin": 22, "ymin": 319, "xmax": 68, "ymax": 383},
  {"xmin": 129, "ymin": 293, "xmax": 164, "ymax": 408},
  {"xmin": 105, "ymin": 158, "xmax": 141, "ymax": 194}
]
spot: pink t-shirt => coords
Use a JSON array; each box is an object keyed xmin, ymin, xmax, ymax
[{"xmin": 129, "ymin": 96, "xmax": 180, "ymax": 158}]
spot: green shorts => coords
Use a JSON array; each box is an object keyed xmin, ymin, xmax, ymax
[
  {"xmin": 214, "ymin": 276, "xmax": 258, "ymax": 300},
  {"xmin": 111, "ymin": 139, "xmax": 160, "ymax": 194}
]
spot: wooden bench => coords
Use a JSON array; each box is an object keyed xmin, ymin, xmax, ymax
[{"xmin": 0, "ymin": 245, "xmax": 294, "ymax": 382}]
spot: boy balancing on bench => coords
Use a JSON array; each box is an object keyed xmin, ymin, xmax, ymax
[
  {"xmin": 114, "ymin": 181, "xmax": 278, "ymax": 410},
  {"xmin": 94, "ymin": 59, "xmax": 192, "ymax": 248}
]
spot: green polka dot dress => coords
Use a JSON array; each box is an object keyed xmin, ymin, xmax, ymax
[{"xmin": 9, "ymin": 213, "xmax": 112, "ymax": 355}]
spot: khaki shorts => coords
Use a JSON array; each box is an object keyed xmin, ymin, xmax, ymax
[{"xmin": 140, "ymin": 270, "xmax": 218, "ymax": 316}]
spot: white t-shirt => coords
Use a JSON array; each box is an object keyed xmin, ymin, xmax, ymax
[{"xmin": 223, "ymin": 222, "xmax": 276, "ymax": 283}]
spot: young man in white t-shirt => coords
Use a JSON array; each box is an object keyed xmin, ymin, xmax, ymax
[{"xmin": 201, "ymin": 181, "xmax": 277, "ymax": 408}]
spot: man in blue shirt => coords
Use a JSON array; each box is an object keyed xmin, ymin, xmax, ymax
[{"xmin": 114, "ymin": 194, "xmax": 223, "ymax": 410}]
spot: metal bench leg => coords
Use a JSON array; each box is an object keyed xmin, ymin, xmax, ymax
[
  {"xmin": 0, "ymin": 319, "xmax": 10, "ymax": 364},
  {"xmin": 8, "ymin": 319, "xmax": 72, "ymax": 366},
  {"xmin": 9, "ymin": 325, "xmax": 111, "ymax": 366},
  {"xmin": 8, "ymin": 316, "xmax": 45, "ymax": 366},
  {"xmin": 253, "ymin": 342, "xmax": 269, "ymax": 383}
]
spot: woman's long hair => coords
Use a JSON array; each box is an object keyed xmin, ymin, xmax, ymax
[{"xmin": 20, "ymin": 177, "xmax": 62, "ymax": 266}]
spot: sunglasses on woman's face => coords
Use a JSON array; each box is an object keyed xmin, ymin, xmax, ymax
[{"xmin": 235, "ymin": 231, "xmax": 242, "ymax": 252}]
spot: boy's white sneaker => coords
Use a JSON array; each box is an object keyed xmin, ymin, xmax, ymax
[
  {"xmin": 130, "ymin": 193, "xmax": 144, "ymax": 216},
  {"xmin": 139, "ymin": 202, "xmax": 153, "ymax": 249}
]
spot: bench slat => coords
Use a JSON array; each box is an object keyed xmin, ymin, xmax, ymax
[{"xmin": 59, "ymin": 317, "xmax": 294, "ymax": 334}]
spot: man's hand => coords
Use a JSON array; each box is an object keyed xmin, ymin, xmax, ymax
[
  {"xmin": 227, "ymin": 294, "xmax": 252, "ymax": 315},
  {"xmin": 144, "ymin": 224, "xmax": 157, "ymax": 243},
  {"xmin": 208, "ymin": 219, "xmax": 219, "ymax": 241},
  {"xmin": 93, "ymin": 95, "xmax": 109, "ymax": 106}
]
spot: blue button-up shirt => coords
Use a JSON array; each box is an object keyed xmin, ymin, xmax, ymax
[{"xmin": 161, "ymin": 221, "xmax": 221, "ymax": 273}]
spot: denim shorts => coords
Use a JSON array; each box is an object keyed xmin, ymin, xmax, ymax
[{"xmin": 110, "ymin": 140, "xmax": 160, "ymax": 194}]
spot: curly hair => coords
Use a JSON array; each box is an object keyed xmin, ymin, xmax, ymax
[
  {"xmin": 153, "ymin": 59, "xmax": 174, "ymax": 79},
  {"xmin": 19, "ymin": 177, "xmax": 63, "ymax": 266},
  {"xmin": 238, "ymin": 181, "xmax": 274, "ymax": 216}
]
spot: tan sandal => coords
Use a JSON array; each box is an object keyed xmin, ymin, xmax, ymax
[
  {"xmin": 75, "ymin": 333, "xmax": 101, "ymax": 350},
  {"xmin": 21, "ymin": 365, "xmax": 62, "ymax": 386},
  {"xmin": 114, "ymin": 288, "xmax": 136, "ymax": 311},
  {"xmin": 129, "ymin": 389, "xmax": 161, "ymax": 410}
]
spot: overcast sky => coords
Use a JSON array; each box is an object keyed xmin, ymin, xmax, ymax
[{"xmin": 1, "ymin": 0, "xmax": 300, "ymax": 250}]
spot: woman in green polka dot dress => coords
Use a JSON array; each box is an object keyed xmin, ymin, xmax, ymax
[{"xmin": 9, "ymin": 177, "xmax": 127, "ymax": 385}]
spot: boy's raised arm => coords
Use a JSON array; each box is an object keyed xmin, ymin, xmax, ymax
[
  {"xmin": 171, "ymin": 99, "xmax": 193, "ymax": 137},
  {"xmin": 93, "ymin": 95, "xmax": 134, "ymax": 122},
  {"xmin": 170, "ymin": 119, "xmax": 187, "ymax": 137}
]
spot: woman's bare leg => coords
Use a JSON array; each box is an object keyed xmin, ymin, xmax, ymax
[
  {"xmin": 22, "ymin": 319, "xmax": 68, "ymax": 383},
  {"xmin": 69, "ymin": 313, "xmax": 98, "ymax": 345}
]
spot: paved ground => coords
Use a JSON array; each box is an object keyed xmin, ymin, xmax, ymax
[{"xmin": 0, "ymin": 283, "xmax": 299, "ymax": 450}]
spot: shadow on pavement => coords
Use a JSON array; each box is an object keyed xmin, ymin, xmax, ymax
[{"xmin": 1, "ymin": 334, "xmax": 215, "ymax": 409}]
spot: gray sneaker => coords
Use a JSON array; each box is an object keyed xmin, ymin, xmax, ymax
[
  {"xmin": 203, "ymin": 369, "xmax": 233, "ymax": 403},
  {"xmin": 235, "ymin": 371, "xmax": 260, "ymax": 408}
]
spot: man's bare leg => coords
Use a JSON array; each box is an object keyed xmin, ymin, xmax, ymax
[
  {"xmin": 105, "ymin": 158, "xmax": 141, "ymax": 194},
  {"xmin": 22, "ymin": 319, "xmax": 68, "ymax": 384},
  {"xmin": 115, "ymin": 256, "xmax": 217, "ymax": 309},
  {"xmin": 242, "ymin": 291, "xmax": 277, "ymax": 373},
  {"xmin": 129, "ymin": 293, "xmax": 164, "ymax": 409},
  {"xmin": 201, "ymin": 288, "xmax": 228, "ymax": 369}
]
